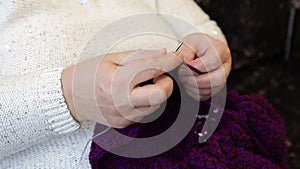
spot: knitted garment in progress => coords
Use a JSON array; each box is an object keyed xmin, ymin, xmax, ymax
[{"xmin": 89, "ymin": 91, "xmax": 288, "ymax": 169}]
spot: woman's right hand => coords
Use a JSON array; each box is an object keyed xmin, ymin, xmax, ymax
[{"xmin": 62, "ymin": 49, "xmax": 183, "ymax": 128}]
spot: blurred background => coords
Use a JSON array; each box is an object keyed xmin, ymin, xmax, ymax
[{"xmin": 195, "ymin": 0, "xmax": 300, "ymax": 168}]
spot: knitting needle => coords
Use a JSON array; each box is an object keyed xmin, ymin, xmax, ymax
[
  {"xmin": 173, "ymin": 41, "xmax": 184, "ymax": 52},
  {"xmin": 173, "ymin": 41, "xmax": 203, "ymax": 75}
]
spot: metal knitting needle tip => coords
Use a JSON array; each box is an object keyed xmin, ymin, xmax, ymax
[
  {"xmin": 173, "ymin": 41, "xmax": 204, "ymax": 75},
  {"xmin": 173, "ymin": 41, "xmax": 183, "ymax": 52}
]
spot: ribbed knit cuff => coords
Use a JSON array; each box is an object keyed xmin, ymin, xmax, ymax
[{"xmin": 37, "ymin": 68, "xmax": 80, "ymax": 134}]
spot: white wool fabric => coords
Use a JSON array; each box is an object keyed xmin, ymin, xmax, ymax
[{"xmin": 0, "ymin": 0, "xmax": 226, "ymax": 168}]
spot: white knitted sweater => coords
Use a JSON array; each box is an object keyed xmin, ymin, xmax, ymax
[{"xmin": 0, "ymin": 0, "xmax": 226, "ymax": 168}]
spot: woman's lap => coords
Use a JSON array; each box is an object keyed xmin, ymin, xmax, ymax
[{"xmin": 89, "ymin": 91, "xmax": 288, "ymax": 169}]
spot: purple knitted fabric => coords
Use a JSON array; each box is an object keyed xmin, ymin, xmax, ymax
[{"xmin": 89, "ymin": 91, "xmax": 288, "ymax": 169}]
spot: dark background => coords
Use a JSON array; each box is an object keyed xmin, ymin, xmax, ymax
[{"xmin": 195, "ymin": 0, "xmax": 300, "ymax": 168}]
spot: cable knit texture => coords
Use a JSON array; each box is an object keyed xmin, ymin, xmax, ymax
[{"xmin": 0, "ymin": 0, "xmax": 227, "ymax": 168}]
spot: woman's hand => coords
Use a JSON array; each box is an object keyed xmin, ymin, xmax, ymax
[
  {"xmin": 177, "ymin": 33, "xmax": 232, "ymax": 101},
  {"xmin": 62, "ymin": 50, "xmax": 183, "ymax": 128}
]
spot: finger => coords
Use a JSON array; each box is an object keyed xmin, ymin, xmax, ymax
[
  {"xmin": 105, "ymin": 114, "xmax": 134, "ymax": 129},
  {"xmin": 130, "ymin": 75, "xmax": 173, "ymax": 107},
  {"xmin": 120, "ymin": 49, "xmax": 168, "ymax": 65},
  {"xmin": 108, "ymin": 49, "xmax": 167, "ymax": 65},
  {"xmin": 98, "ymin": 103, "xmax": 159, "ymax": 126},
  {"xmin": 110, "ymin": 53, "xmax": 178, "ymax": 119},
  {"xmin": 183, "ymin": 33, "xmax": 230, "ymax": 63},
  {"xmin": 185, "ymin": 88, "xmax": 211, "ymax": 101},
  {"xmin": 185, "ymin": 52, "xmax": 222, "ymax": 74},
  {"xmin": 182, "ymin": 34, "xmax": 230, "ymax": 73},
  {"xmin": 115, "ymin": 104, "xmax": 161, "ymax": 125},
  {"xmin": 103, "ymin": 50, "xmax": 136, "ymax": 63},
  {"xmin": 178, "ymin": 63, "xmax": 201, "ymax": 76},
  {"xmin": 120, "ymin": 52, "xmax": 182, "ymax": 88},
  {"xmin": 175, "ymin": 43, "xmax": 195, "ymax": 61},
  {"xmin": 185, "ymin": 86, "xmax": 203, "ymax": 100},
  {"xmin": 181, "ymin": 64, "xmax": 228, "ymax": 89},
  {"xmin": 184, "ymin": 85, "xmax": 211, "ymax": 96},
  {"xmin": 124, "ymin": 105, "xmax": 161, "ymax": 123}
]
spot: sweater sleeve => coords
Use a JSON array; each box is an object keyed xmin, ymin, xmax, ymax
[
  {"xmin": 155, "ymin": 0, "xmax": 227, "ymax": 44},
  {"xmin": 0, "ymin": 68, "xmax": 80, "ymax": 160}
]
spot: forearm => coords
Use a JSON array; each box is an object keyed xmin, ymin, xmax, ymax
[{"xmin": 0, "ymin": 68, "xmax": 79, "ymax": 159}]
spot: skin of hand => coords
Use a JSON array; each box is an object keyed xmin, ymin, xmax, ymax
[
  {"xmin": 177, "ymin": 33, "xmax": 232, "ymax": 101},
  {"xmin": 61, "ymin": 49, "xmax": 183, "ymax": 128}
]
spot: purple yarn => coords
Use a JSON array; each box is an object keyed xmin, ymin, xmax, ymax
[{"xmin": 89, "ymin": 91, "xmax": 288, "ymax": 169}]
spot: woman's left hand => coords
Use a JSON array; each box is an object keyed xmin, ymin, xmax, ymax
[{"xmin": 177, "ymin": 33, "xmax": 232, "ymax": 101}]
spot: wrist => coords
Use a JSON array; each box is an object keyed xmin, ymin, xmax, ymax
[{"xmin": 61, "ymin": 66, "xmax": 80, "ymax": 122}]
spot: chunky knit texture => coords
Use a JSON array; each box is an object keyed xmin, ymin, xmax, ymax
[
  {"xmin": 0, "ymin": 0, "xmax": 227, "ymax": 168},
  {"xmin": 90, "ymin": 90, "xmax": 288, "ymax": 169}
]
